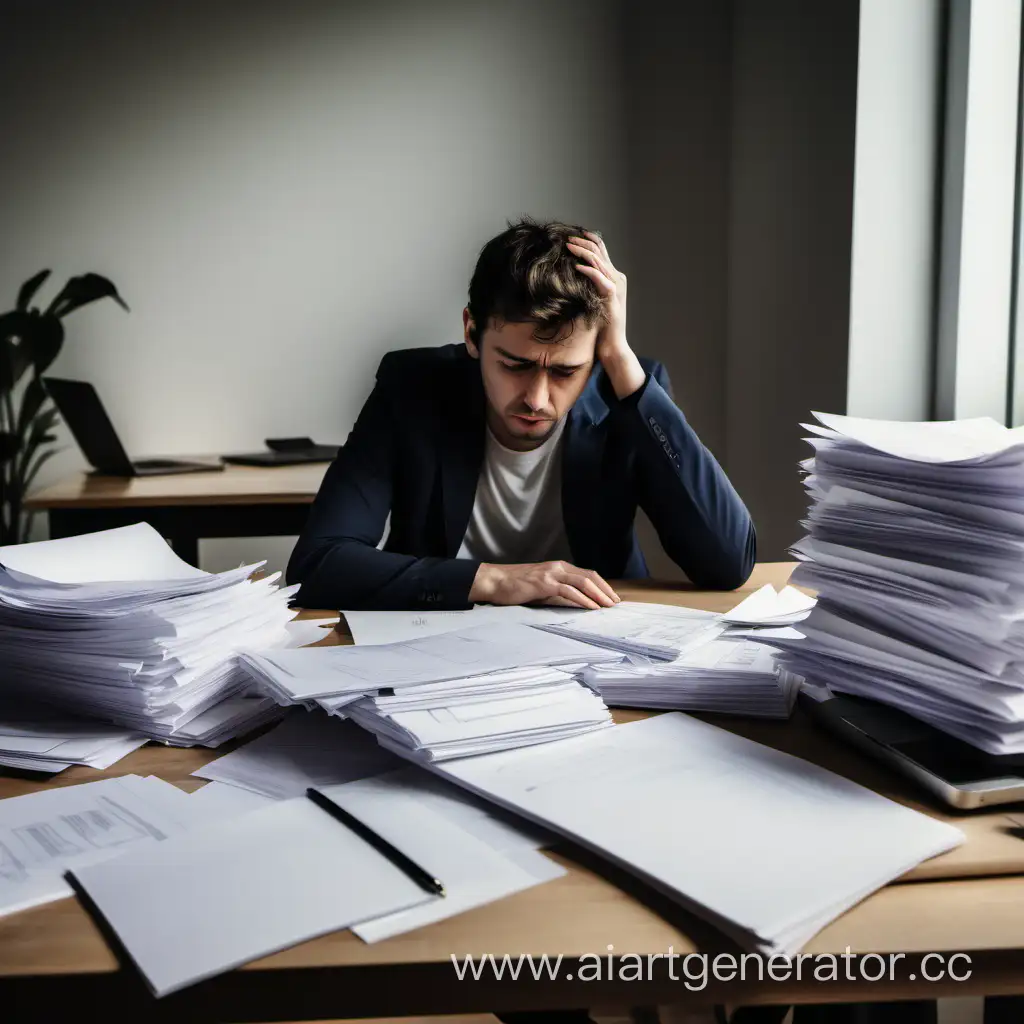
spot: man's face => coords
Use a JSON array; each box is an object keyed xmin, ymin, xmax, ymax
[{"xmin": 464, "ymin": 310, "xmax": 598, "ymax": 451}]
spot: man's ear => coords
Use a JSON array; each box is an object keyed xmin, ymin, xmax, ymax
[{"xmin": 463, "ymin": 307, "xmax": 480, "ymax": 359}]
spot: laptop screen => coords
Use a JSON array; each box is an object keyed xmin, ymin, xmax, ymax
[{"xmin": 43, "ymin": 378, "xmax": 134, "ymax": 475}]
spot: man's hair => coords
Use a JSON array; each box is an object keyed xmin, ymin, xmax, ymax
[{"xmin": 467, "ymin": 218, "xmax": 606, "ymax": 344}]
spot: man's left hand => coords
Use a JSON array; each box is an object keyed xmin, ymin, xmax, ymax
[{"xmin": 568, "ymin": 231, "xmax": 646, "ymax": 399}]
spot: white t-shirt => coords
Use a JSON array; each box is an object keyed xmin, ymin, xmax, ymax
[{"xmin": 457, "ymin": 417, "xmax": 572, "ymax": 564}]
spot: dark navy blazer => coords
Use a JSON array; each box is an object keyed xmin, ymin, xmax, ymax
[{"xmin": 287, "ymin": 344, "xmax": 756, "ymax": 610}]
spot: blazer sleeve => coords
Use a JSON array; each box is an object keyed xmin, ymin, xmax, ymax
[
  {"xmin": 611, "ymin": 363, "xmax": 756, "ymax": 589},
  {"xmin": 286, "ymin": 355, "xmax": 481, "ymax": 610}
]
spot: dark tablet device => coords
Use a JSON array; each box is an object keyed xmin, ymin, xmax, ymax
[{"xmin": 802, "ymin": 688, "xmax": 1024, "ymax": 809}]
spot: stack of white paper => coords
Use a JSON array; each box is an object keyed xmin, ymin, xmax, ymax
[
  {"xmin": 583, "ymin": 638, "xmax": 803, "ymax": 719},
  {"xmin": 0, "ymin": 774, "xmax": 204, "ymax": 918},
  {"xmin": 239, "ymin": 621, "xmax": 618, "ymax": 703},
  {"xmin": 769, "ymin": 411, "xmax": 1024, "ymax": 754},
  {"xmin": 0, "ymin": 524, "xmax": 326, "ymax": 746},
  {"xmin": 0, "ymin": 703, "xmax": 147, "ymax": 772},
  {"xmin": 344, "ymin": 667, "xmax": 613, "ymax": 762},
  {"xmin": 534, "ymin": 601, "xmax": 725, "ymax": 659},
  {"xmin": 437, "ymin": 713, "xmax": 964, "ymax": 955},
  {"xmin": 238, "ymin": 624, "xmax": 619, "ymax": 761}
]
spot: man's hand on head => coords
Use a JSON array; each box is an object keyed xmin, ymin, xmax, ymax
[
  {"xmin": 567, "ymin": 231, "xmax": 646, "ymax": 400},
  {"xmin": 469, "ymin": 560, "xmax": 621, "ymax": 610}
]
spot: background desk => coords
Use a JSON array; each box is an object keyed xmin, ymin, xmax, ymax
[
  {"xmin": 2, "ymin": 564, "xmax": 1024, "ymax": 1022},
  {"xmin": 23, "ymin": 463, "xmax": 328, "ymax": 566}
]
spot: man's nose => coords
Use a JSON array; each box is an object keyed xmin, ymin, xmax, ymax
[{"xmin": 523, "ymin": 371, "xmax": 550, "ymax": 412}]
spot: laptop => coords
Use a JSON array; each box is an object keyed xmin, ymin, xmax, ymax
[
  {"xmin": 801, "ymin": 685, "xmax": 1024, "ymax": 810},
  {"xmin": 44, "ymin": 378, "xmax": 224, "ymax": 477}
]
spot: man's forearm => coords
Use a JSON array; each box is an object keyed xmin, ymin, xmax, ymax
[
  {"xmin": 289, "ymin": 540, "xmax": 481, "ymax": 611},
  {"xmin": 600, "ymin": 347, "xmax": 647, "ymax": 400}
]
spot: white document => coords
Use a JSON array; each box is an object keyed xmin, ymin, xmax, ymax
[
  {"xmin": 722, "ymin": 584, "xmax": 816, "ymax": 625},
  {"xmin": 535, "ymin": 602, "xmax": 724, "ymax": 659},
  {"xmin": 365, "ymin": 768, "xmax": 551, "ymax": 855},
  {"xmin": 0, "ymin": 775, "xmax": 200, "ymax": 918},
  {"xmin": 70, "ymin": 797, "xmax": 433, "ymax": 996},
  {"xmin": 437, "ymin": 714, "xmax": 963, "ymax": 954},
  {"xmin": 0, "ymin": 522, "xmax": 207, "ymax": 583},
  {"xmin": 0, "ymin": 706, "xmax": 148, "ymax": 771},
  {"xmin": 812, "ymin": 411, "xmax": 1024, "ymax": 464},
  {"xmin": 187, "ymin": 782, "xmax": 276, "ymax": 819},
  {"xmin": 241, "ymin": 622, "xmax": 617, "ymax": 701},
  {"xmin": 342, "ymin": 605, "xmax": 583, "ymax": 646},
  {"xmin": 193, "ymin": 711, "xmax": 404, "ymax": 798},
  {"xmin": 317, "ymin": 775, "xmax": 563, "ymax": 943}
]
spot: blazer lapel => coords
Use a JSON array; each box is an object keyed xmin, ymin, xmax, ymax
[{"xmin": 441, "ymin": 356, "xmax": 487, "ymax": 556}]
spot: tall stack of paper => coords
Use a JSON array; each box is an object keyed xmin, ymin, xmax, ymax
[
  {"xmin": 0, "ymin": 524, "xmax": 323, "ymax": 746},
  {"xmin": 770, "ymin": 411, "xmax": 1024, "ymax": 754},
  {"xmin": 437, "ymin": 713, "xmax": 964, "ymax": 954}
]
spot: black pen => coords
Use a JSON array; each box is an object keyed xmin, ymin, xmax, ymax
[{"xmin": 306, "ymin": 787, "xmax": 446, "ymax": 897}]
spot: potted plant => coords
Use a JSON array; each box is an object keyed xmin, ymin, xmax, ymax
[{"xmin": 0, "ymin": 271, "xmax": 129, "ymax": 545}]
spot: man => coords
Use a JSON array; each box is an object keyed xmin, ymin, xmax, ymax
[{"xmin": 287, "ymin": 219, "xmax": 755, "ymax": 610}]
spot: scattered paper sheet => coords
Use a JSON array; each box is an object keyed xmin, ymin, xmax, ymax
[
  {"xmin": 0, "ymin": 775, "xmax": 201, "ymax": 918},
  {"xmin": 437, "ymin": 713, "xmax": 963, "ymax": 955},
  {"xmin": 317, "ymin": 775, "xmax": 563, "ymax": 943},
  {"xmin": 70, "ymin": 797, "xmax": 433, "ymax": 996},
  {"xmin": 193, "ymin": 711, "xmax": 404, "ymax": 798}
]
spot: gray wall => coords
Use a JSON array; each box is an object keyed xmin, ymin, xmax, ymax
[
  {"xmin": 0, "ymin": 0, "xmax": 627, "ymax": 573},
  {"xmin": 725, "ymin": 0, "xmax": 859, "ymax": 560},
  {"xmin": 627, "ymin": 0, "xmax": 861, "ymax": 566},
  {"xmin": 1, "ymin": 0, "xmax": 864, "ymax": 575},
  {"xmin": 622, "ymin": 1, "xmax": 733, "ymax": 576}
]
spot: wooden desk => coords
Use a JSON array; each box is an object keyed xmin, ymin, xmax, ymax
[
  {"xmin": 3, "ymin": 564, "xmax": 1024, "ymax": 1022},
  {"xmin": 23, "ymin": 463, "xmax": 328, "ymax": 566}
]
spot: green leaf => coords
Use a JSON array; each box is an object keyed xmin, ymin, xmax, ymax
[
  {"xmin": 46, "ymin": 273, "xmax": 130, "ymax": 319},
  {"xmin": 17, "ymin": 270, "xmax": 51, "ymax": 312}
]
